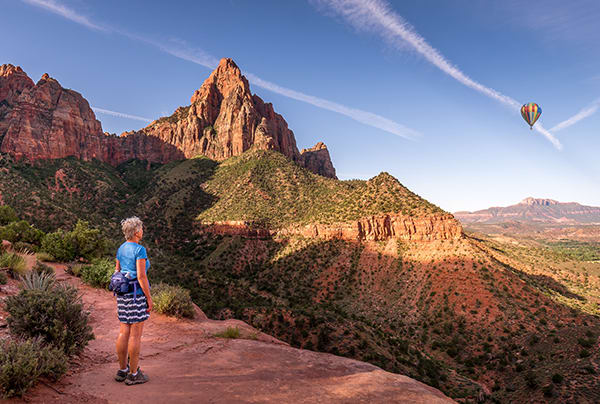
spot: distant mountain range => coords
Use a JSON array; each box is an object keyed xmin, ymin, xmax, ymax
[{"xmin": 455, "ymin": 197, "xmax": 600, "ymax": 225}]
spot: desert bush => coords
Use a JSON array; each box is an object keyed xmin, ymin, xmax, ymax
[
  {"xmin": 0, "ymin": 206, "xmax": 18, "ymax": 226},
  {"xmin": 68, "ymin": 263, "xmax": 85, "ymax": 277},
  {"xmin": 0, "ymin": 252, "xmax": 28, "ymax": 277},
  {"xmin": 153, "ymin": 283, "xmax": 195, "ymax": 318},
  {"xmin": 65, "ymin": 220, "xmax": 108, "ymax": 260},
  {"xmin": 12, "ymin": 241, "xmax": 37, "ymax": 253},
  {"xmin": 0, "ymin": 338, "xmax": 67, "ymax": 398},
  {"xmin": 33, "ymin": 261, "xmax": 54, "ymax": 276},
  {"xmin": 41, "ymin": 221, "xmax": 107, "ymax": 262},
  {"xmin": 0, "ymin": 271, "xmax": 6, "ymax": 285},
  {"xmin": 20, "ymin": 271, "xmax": 55, "ymax": 292},
  {"xmin": 41, "ymin": 230, "xmax": 75, "ymax": 262},
  {"xmin": 80, "ymin": 258, "xmax": 113, "ymax": 289},
  {"xmin": 5, "ymin": 283, "xmax": 94, "ymax": 355},
  {"xmin": 215, "ymin": 327, "xmax": 240, "ymax": 339},
  {"xmin": 35, "ymin": 251, "xmax": 55, "ymax": 262},
  {"xmin": 0, "ymin": 221, "xmax": 44, "ymax": 246},
  {"xmin": 551, "ymin": 373, "xmax": 563, "ymax": 384}
]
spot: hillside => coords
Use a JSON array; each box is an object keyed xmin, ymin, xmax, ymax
[
  {"xmin": 1, "ymin": 151, "xmax": 599, "ymax": 402},
  {"xmin": 455, "ymin": 197, "xmax": 600, "ymax": 225}
]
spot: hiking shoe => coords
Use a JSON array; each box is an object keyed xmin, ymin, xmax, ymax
[
  {"xmin": 115, "ymin": 367, "xmax": 129, "ymax": 382},
  {"xmin": 125, "ymin": 368, "xmax": 149, "ymax": 385}
]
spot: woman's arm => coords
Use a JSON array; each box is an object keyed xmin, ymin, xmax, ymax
[
  {"xmin": 115, "ymin": 259, "xmax": 121, "ymax": 273},
  {"xmin": 136, "ymin": 258, "xmax": 153, "ymax": 313}
]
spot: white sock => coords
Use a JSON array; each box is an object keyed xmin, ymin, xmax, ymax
[
  {"xmin": 120, "ymin": 367, "xmax": 128, "ymax": 372},
  {"xmin": 132, "ymin": 371, "xmax": 138, "ymax": 376}
]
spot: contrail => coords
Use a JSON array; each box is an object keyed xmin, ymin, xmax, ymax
[
  {"xmin": 551, "ymin": 100, "xmax": 599, "ymax": 132},
  {"xmin": 246, "ymin": 73, "xmax": 420, "ymax": 139},
  {"xmin": 312, "ymin": 0, "xmax": 562, "ymax": 149},
  {"xmin": 21, "ymin": 0, "xmax": 420, "ymax": 140},
  {"xmin": 22, "ymin": 0, "xmax": 105, "ymax": 31},
  {"xmin": 92, "ymin": 107, "xmax": 153, "ymax": 123}
]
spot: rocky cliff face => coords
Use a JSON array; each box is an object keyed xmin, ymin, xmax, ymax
[
  {"xmin": 200, "ymin": 213, "xmax": 462, "ymax": 242},
  {"xmin": 0, "ymin": 60, "xmax": 335, "ymax": 177},
  {"xmin": 140, "ymin": 58, "xmax": 335, "ymax": 177},
  {"xmin": 299, "ymin": 142, "xmax": 336, "ymax": 179}
]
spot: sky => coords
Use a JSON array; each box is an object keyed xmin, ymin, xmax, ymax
[{"xmin": 1, "ymin": 0, "xmax": 599, "ymax": 212}]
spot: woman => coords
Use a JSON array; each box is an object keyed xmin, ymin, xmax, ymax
[{"xmin": 114, "ymin": 216, "xmax": 153, "ymax": 385}]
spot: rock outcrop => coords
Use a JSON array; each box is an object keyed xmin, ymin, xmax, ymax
[
  {"xmin": 200, "ymin": 213, "xmax": 463, "ymax": 242},
  {"xmin": 299, "ymin": 141, "xmax": 337, "ymax": 179},
  {"xmin": 0, "ymin": 61, "xmax": 335, "ymax": 177},
  {"xmin": 140, "ymin": 58, "xmax": 336, "ymax": 177}
]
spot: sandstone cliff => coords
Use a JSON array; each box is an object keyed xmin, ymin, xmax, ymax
[
  {"xmin": 140, "ymin": 58, "xmax": 336, "ymax": 178},
  {"xmin": 0, "ymin": 61, "xmax": 335, "ymax": 177},
  {"xmin": 199, "ymin": 213, "xmax": 462, "ymax": 242}
]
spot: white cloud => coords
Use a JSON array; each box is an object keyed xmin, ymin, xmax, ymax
[
  {"xmin": 22, "ymin": 0, "xmax": 106, "ymax": 31},
  {"xmin": 92, "ymin": 107, "xmax": 152, "ymax": 123},
  {"xmin": 21, "ymin": 0, "xmax": 418, "ymax": 139},
  {"xmin": 551, "ymin": 100, "xmax": 599, "ymax": 132},
  {"xmin": 312, "ymin": 0, "xmax": 562, "ymax": 149}
]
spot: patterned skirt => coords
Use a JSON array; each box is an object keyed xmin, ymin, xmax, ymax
[{"xmin": 116, "ymin": 293, "xmax": 149, "ymax": 324}]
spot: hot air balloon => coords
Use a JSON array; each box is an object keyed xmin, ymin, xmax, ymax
[{"xmin": 521, "ymin": 102, "xmax": 541, "ymax": 130}]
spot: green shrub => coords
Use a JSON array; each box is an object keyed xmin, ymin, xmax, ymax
[
  {"xmin": 40, "ymin": 221, "xmax": 107, "ymax": 262},
  {"xmin": 0, "ymin": 252, "xmax": 28, "ymax": 278},
  {"xmin": 20, "ymin": 271, "xmax": 55, "ymax": 291},
  {"xmin": 41, "ymin": 230, "xmax": 75, "ymax": 262},
  {"xmin": 35, "ymin": 251, "xmax": 55, "ymax": 262},
  {"xmin": 215, "ymin": 327, "xmax": 240, "ymax": 339},
  {"xmin": 80, "ymin": 258, "xmax": 113, "ymax": 289},
  {"xmin": 153, "ymin": 283, "xmax": 195, "ymax": 318},
  {"xmin": 0, "ymin": 338, "xmax": 67, "ymax": 398},
  {"xmin": 0, "ymin": 206, "xmax": 18, "ymax": 226},
  {"xmin": 0, "ymin": 221, "xmax": 44, "ymax": 246},
  {"xmin": 65, "ymin": 220, "xmax": 108, "ymax": 260},
  {"xmin": 5, "ymin": 283, "xmax": 94, "ymax": 356},
  {"xmin": 33, "ymin": 261, "xmax": 54, "ymax": 276},
  {"xmin": 0, "ymin": 271, "xmax": 6, "ymax": 285}
]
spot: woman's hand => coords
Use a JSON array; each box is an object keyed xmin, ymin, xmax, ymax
[{"xmin": 146, "ymin": 297, "xmax": 153, "ymax": 313}]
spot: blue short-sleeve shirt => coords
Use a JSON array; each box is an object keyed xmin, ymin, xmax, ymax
[{"xmin": 116, "ymin": 242, "xmax": 150, "ymax": 295}]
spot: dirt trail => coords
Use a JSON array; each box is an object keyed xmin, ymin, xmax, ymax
[{"xmin": 6, "ymin": 264, "xmax": 454, "ymax": 404}]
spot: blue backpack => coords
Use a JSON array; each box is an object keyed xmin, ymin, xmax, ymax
[{"xmin": 109, "ymin": 272, "xmax": 140, "ymax": 302}]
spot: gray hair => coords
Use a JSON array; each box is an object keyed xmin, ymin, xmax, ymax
[{"xmin": 121, "ymin": 217, "xmax": 143, "ymax": 240}]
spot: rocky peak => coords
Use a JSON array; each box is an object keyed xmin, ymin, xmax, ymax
[
  {"xmin": 0, "ymin": 64, "xmax": 34, "ymax": 106},
  {"xmin": 300, "ymin": 142, "xmax": 337, "ymax": 179},
  {"xmin": 190, "ymin": 58, "xmax": 250, "ymax": 104},
  {"xmin": 520, "ymin": 197, "xmax": 560, "ymax": 206}
]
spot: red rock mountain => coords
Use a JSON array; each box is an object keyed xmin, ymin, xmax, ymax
[
  {"xmin": 455, "ymin": 197, "xmax": 600, "ymax": 224},
  {"xmin": 0, "ymin": 59, "xmax": 336, "ymax": 178}
]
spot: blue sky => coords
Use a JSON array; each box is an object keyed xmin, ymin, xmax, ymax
[{"xmin": 2, "ymin": 0, "xmax": 599, "ymax": 212}]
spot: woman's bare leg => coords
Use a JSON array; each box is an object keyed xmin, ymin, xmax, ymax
[
  {"xmin": 128, "ymin": 322, "xmax": 145, "ymax": 372},
  {"xmin": 116, "ymin": 323, "xmax": 131, "ymax": 369}
]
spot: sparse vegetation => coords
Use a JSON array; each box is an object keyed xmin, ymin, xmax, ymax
[
  {"xmin": 0, "ymin": 252, "xmax": 27, "ymax": 277},
  {"xmin": 215, "ymin": 327, "xmax": 241, "ymax": 339},
  {"xmin": 153, "ymin": 282, "xmax": 195, "ymax": 318}
]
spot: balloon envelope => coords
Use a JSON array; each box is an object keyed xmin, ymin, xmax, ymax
[{"xmin": 521, "ymin": 103, "xmax": 542, "ymax": 129}]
